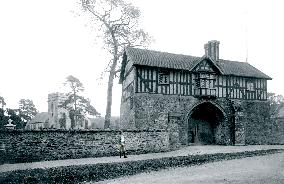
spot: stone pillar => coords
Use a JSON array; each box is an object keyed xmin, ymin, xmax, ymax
[
  {"xmin": 234, "ymin": 111, "xmax": 246, "ymax": 145},
  {"xmin": 4, "ymin": 119, "xmax": 16, "ymax": 130}
]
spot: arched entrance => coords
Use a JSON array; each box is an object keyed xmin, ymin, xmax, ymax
[{"xmin": 188, "ymin": 102, "xmax": 226, "ymax": 145}]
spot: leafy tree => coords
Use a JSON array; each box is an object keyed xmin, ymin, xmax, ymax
[
  {"xmin": 0, "ymin": 108, "xmax": 24, "ymax": 130},
  {"xmin": 267, "ymin": 93, "xmax": 284, "ymax": 118},
  {"xmin": 68, "ymin": 109, "xmax": 76, "ymax": 129},
  {"xmin": 18, "ymin": 99, "xmax": 38, "ymax": 125},
  {"xmin": 0, "ymin": 97, "xmax": 36, "ymax": 129},
  {"xmin": 63, "ymin": 75, "xmax": 84, "ymax": 126},
  {"xmin": 0, "ymin": 96, "xmax": 7, "ymax": 129},
  {"xmin": 6, "ymin": 108, "xmax": 23, "ymax": 129},
  {"xmin": 61, "ymin": 75, "xmax": 100, "ymax": 129},
  {"xmin": 0, "ymin": 108, "xmax": 9, "ymax": 129},
  {"xmin": 0, "ymin": 96, "xmax": 6, "ymax": 109},
  {"xmin": 59, "ymin": 113, "xmax": 67, "ymax": 129},
  {"xmin": 81, "ymin": 0, "xmax": 152, "ymax": 128}
]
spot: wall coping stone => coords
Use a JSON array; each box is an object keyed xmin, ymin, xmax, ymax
[{"xmin": 0, "ymin": 129, "xmax": 167, "ymax": 133}]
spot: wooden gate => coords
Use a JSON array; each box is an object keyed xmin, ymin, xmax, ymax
[{"xmin": 188, "ymin": 119, "xmax": 214, "ymax": 145}]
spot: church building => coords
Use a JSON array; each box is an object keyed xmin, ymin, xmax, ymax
[
  {"xmin": 119, "ymin": 40, "xmax": 273, "ymax": 147},
  {"xmin": 48, "ymin": 92, "xmax": 91, "ymax": 129}
]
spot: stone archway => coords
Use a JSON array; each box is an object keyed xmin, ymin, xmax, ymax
[{"xmin": 187, "ymin": 101, "xmax": 228, "ymax": 145}]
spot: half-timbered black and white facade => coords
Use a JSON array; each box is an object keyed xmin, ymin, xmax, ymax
[{"xmin": 119, "ymin": 40, "xmax": 272, "ymax": 146}]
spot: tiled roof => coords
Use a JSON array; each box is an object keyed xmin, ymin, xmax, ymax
[
  {"xmin": 27, "ymin": 112, "xmax": 49, "ymax": 124},
  {"xmin": 217, "ymin": 59, "xmax": 271, "ymax": 79},
  {"xmin": 124, "ymin": 47, "xmax": 272, "ymax": 79},
  {"xmin": 126, "ymin": 47, "xmax": 200, "ymax": 71},
  {"xmin": 89, "ymin": 116, "xmax": 120, "ymax": 129}
]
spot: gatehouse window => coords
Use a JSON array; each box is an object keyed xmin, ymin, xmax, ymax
[
  {"xmin": 194, "ymin": 72, "xmax": 216, "ymax": 97},
  {"xmin": 200, "ymin": 79, "xmax": 206, "ymax": 88},
  {"xmin": 246, "ymin": 80, "xmax": 255, "ymax": 91},
  {"xmin": 158, "ymin": 72, "xmax": 169, "ymax": 85}
]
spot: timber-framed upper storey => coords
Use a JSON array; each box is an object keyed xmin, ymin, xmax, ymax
[{"xmin": 120, "ymin": 41, "xmax": 271, "ymax": 101}]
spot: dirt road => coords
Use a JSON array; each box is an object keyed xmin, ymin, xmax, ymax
[{"xmin": 95, "ymin": 152, "xmax": 284, "ymax": 184}]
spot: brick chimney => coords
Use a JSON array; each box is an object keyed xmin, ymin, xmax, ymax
[{"xmin": 204, "ymin": 40, "xmax": 220, "ymax": 61}]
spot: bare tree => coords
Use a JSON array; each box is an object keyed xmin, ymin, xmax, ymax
[{"xmin": 81, "ymin": 0, "xmax": 152, "ymax": 128}]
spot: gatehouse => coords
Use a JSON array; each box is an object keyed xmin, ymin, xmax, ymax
[{"xmin": 119, "ymin": 40, "xmax": 272, "ymax": 146}]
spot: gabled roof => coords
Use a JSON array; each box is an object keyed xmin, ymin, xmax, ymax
[
  {"xmin": 89, "ymin": 116, "xmax": 120, "ymax": 129},
  {"xmin": 27, "ymin": 112, "xmax": 49, "ymax": 124},
  {"xmin": 120, "ymin": 47, "xmax": 272, "ymax": 81},
  {"xmin": 125, "ymin": 47, "xmax": 200, "ymax": 70},
  {"xmin": 189, "ymin": 55, "xmax": 224, "ymax": 74},
  {"xmin": 217, "ymin": 59, "xmax": 271, "ymax": 79}
]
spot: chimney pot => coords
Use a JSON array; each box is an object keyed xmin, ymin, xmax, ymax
[{"xmin": 204, "ymin": 40, "xmax": 220, "ymax": 61}]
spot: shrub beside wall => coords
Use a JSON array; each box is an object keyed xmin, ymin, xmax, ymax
[
  {"xmin": 0, "ymin": 129, "xmax": 169, "ymax": 164},
  {"xmin": 1, "ymin": 149, "xmax": 282, "ymax": 184}
]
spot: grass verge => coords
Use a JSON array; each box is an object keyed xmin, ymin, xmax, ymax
[{"xmin": 0, "ymin": 149, "xmax": 283, "ymax": 184}]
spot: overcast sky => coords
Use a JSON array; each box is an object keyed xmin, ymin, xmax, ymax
[{"xmin": 0, "ymin": 0, "xmax": 283, "ymax": 116}]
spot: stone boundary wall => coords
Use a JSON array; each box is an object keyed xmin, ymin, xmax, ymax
[
  {"xmin": 267, "ymin": 118, "xmax": 284, "ymax": 145},
  {"xmin": 0, "ymin": 129, "xmax": 169, "ymax": 164},
  {"xmin": 242, "ymin": 101, "xmax": 284, "ymax": 145},
  {"xmin": 245, "ymin": 117, "xmax": 284, "ymax": 145}
]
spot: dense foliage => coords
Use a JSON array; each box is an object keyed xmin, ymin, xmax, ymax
[
  {"xmin": 59, "ymin": 75, "xmax": 100, "ymax": 129},
  {"xmin": 0, "ymin": 96, "xmax": 38, "ymax": 129},
  {"xmin": 267, "ymin": 92, "xmax": 284, "ymax": 118}
]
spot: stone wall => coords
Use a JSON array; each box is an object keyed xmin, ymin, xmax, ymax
[
  {"xmin": 242, "ymin": 101, "xmax": 284, "ymax": 145},
  {"xmin": 0, "ymin": 129, "xmax": 169, "ymax": 164},
  {"xmin": 120, "ymin": 69, "xmax": 135, "ymax": 129},
  {"xmin": 120, "ymin": 98, "xmax": 135, "ymax": 129},
  {"xmin": 268, "ymin": 118, "xmax": 284, "ymax": 144},
  {"xmin": 121, "ymin": 93, "xmax": 283, "ymax": 147},
  {"xmin": 133, "ymin": 93, "xmax": 197, "ymax": 130},
  {"xmin": 128, "ymin": 93, "xmax": 236, "ymax": 146}
]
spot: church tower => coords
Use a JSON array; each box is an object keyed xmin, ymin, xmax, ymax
[{"xmin": 48, "ymin": 92, "xmax": 69, "ymax": 129}]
